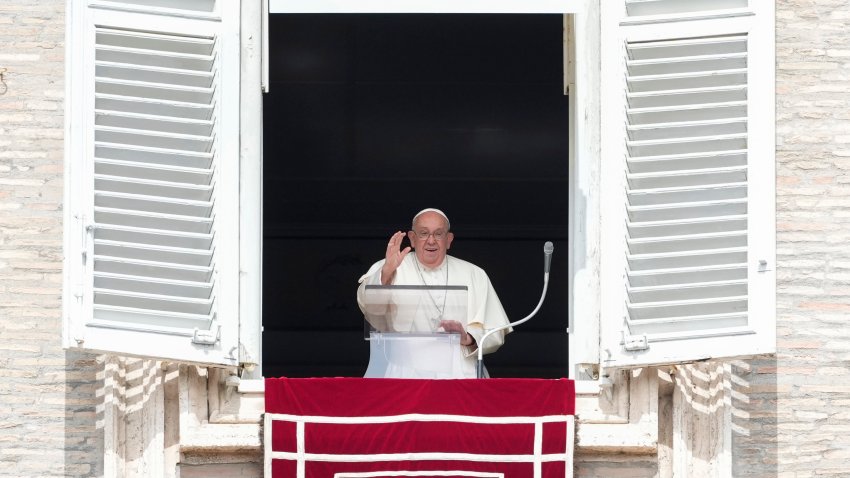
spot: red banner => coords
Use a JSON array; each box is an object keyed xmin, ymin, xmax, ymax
[{"xmin": 265, "ymin": 378, "xmax": 575, "ymax": 478}]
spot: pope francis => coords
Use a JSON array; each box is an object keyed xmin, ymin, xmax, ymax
[{"xmin": 357, "ymin": 208, "xmax": 512, "ymax": 378}]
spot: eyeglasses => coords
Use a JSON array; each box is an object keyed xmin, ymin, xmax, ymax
[{"xmin": 413, "ymin": 230, "xmax": 448, "ymax": 241}]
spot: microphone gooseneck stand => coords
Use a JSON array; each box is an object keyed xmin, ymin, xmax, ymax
[{"xmin": 476, "ymin": 242, "xmax": 554, "ymax": 379}]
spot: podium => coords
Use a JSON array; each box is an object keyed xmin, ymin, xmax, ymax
[{"xmin": 361, "ymin": 284, "xmax": 474, "ymax": 378}]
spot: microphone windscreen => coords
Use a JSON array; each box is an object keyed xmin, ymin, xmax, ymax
[{"xmin": 543, "ymin": 241, "xmax": 554, "ymax": 274}]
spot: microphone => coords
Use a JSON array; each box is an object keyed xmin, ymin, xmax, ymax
[
  {"xmin": 544, "ymin": 241, "xmax": 554, "ymax": 274},
  {"xmin": 477, "ymin": 241, "xmax": 554, "ymax": 378}
]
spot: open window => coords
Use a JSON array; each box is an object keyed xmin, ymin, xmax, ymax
[
  {"xmin": 261, "ymin": 12, "xmax": 572, "ymax": 378},
  {"xmin": 63, "ymin": 0, "xmax": 244, "ymax": 366},
  {"xmin": 63, "ymin": 0, "xmax": 775, "ymax": 378}
]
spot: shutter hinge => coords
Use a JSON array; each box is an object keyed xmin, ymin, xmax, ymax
[
  {"xmin": 192, "ymin": 326, "xmax": 221, "ymax": 346},
  {"xmin": 72, "ymin": 321, "xmax": 85, "ymax": 345},
  {"xmin": 622, "ymin": 333, "xmax": 649, "ymax": 352},
  {"xmin": 75, "ymin": 214, "xmax": 95, "ymax": 264}
]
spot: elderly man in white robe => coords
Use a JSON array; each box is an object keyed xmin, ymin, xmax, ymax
[{"xmin": 357, "ymin": 208, "xmax": 511, "ymax": 378}]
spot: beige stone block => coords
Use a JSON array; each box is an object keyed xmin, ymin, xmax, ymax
[
  {"xmin": 748, "ymin": 384, "xmax": 792, "ymax": 394},
  {"xmin": 12, "ymin": 357, "xmax": 68, "ymax": 367},
  {"xmin": 821, "ymin": 340, "xmax": 850, "ymax": 351},
  {"xmin": 0, "ymin": 178, "xmax": 45, "ymax": 187},
  {"xmin": 23, "ymin": 100, "xmax": 60, "ymax": 111},
  {"xmin": 0, "ymin": 448, "xmax": 62, "ymax": 457},
  {"xmin": 799, "ymin": 110, "xmax": 831, "ymax": 119},
  {"xmin": 778, "ymin": 220, "xmax": 835, "ymax": 231},
  {"xmin": 11, "ymin": 382, "xmax": 65, "ymax": 394},
  {"xmin": 778, "ymin": 472, "xmax": 810, "ymax": 478},
  {"xmin": 778, "ymin": 285, "xmax": 825, "ymax": 296},
  {"xmin": 0, "ymin": 113, "xmax": 35, "ymax": 123},
  {"xmin": 0, "ymin": 53, "xmax": 40, "ymax": 62},
  {"xmin": 794, "ymin": 410, "xmax": 829, "ymax": 420},
  {"xmin": 789, "ymin": 398, "xmax": 826, "ymax": 408},
  {"xmin": 777, "ymin": 338, "xmax": 825, "ymax": 349},
  {"xmin": 0, "ymin": 369, "xmax": 38, "ymax": 379},
  {"xmin": 811, "ymin": 175, "xmax": 838, "ymax": 184},
  {"xmin": 63, "ymin": 464, "xmax": 92, "ymax": 475},
  {"xmin": 0, "ymin": 330, "xmax": 59, "ymax": 342},
  {"xmin": 768, "ymin": 366, "xmax": 818, "ymax": 377},
  {"xmin": 0, "ymin": 342, "xmax": 42, "ymax": 353},
  {"xmin": 0, "ymin": 393, "xmax": 42, "ymax": 405},
  {"xmin": 789, "ymin": 160, "xmax": 830, "ymax": 170},
  {"xmin": 797, "ymin": 301, "xmax": 850, "ymax": 313},
  {"xmin": 33, "ymin": 163, "xmax": 63, "ymax": 174},
  {"xmin": 0, "ymin": 151, "xmax": 49, "ymax": 160},
  {"xmin": 778, "ymin": 422, "xmax": 815, "ymax": 432},
  {"xmin": 9, "ymin": 260, "xmax": 62, "ymax": 270},
  {"xmin": 799, "ymin": 384, "xmax": 850, "ymax": 393}
]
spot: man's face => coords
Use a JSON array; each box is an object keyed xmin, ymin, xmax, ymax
[{"xmin": 408, "ymin": 211, "xmax": 454, "ymax": 268}]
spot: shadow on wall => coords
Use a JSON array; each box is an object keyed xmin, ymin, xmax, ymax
[
  {"xmin": 731, "ymin": 357, "xmax": 778, "ymax": 476},
  {"xmin": 64, "ymin": 350, "xmax": 103, "ymax": 477},
  {"xmin": 66, "ymin": 353, "xmax": 177, "ymax": 476},
  {"xmin": 71, "ymin": 355, "xmax": 264, "ymax": 476},
  {"xmin": 663, "ymin": 357, "xmax": 778, "ymax": 476}
]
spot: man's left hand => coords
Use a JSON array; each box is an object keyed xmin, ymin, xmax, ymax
[{"xmin": 439, "ymin": 319, "xmax": 474, "ymax": 346}]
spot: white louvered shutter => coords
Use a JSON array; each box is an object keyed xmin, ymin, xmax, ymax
[
  {"xmin": 64, "ymin": 1, "xmax": 241, "ymax": 366},
  {"xmin": 599, "ymin": 0, "xmax": 775, "ymax": 368}
]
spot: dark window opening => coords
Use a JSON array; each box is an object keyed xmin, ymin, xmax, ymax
[{"xmin": 263, "ymin": 14, "xmax": 569, "ymax": 378}]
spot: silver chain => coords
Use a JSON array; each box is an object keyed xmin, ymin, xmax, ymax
[{"xmin": 413, "ymin": 256, "xmax": 449, "ymax": 320}]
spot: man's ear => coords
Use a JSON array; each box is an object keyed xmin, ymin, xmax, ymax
[
  {"xmin": 446, "ymin": 232, "xmax": 454, "ymax": 250},
  {"xmin": 407, "ymin": 230, "xmax": 416, "ymax": 245}
]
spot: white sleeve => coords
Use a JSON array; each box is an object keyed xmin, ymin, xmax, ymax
[
  {"xmin": 358, "ymin": 259, "xmax": 386, "ymax": 285},
  {"xmin": 357, "ymin": 259, "xmax": 388, "ymax": 312},
  {"xmin": 463, "ymin": 267, "xmax": 511, "ymax": 357}
]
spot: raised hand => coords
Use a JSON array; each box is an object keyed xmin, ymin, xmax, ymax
[{"xmin": 381, "ymin": 231, "xmax": 411, "ymax": 285}]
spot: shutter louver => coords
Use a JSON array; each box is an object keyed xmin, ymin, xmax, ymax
[
  {"xmin": 625, "ymin": 0, "xmax": 748, "ymax": 18},
  {"xmin": 92, "ymin": 28, "xmax": 219, "ymax": 334},
  {"xmin": 601, "ymin": 1, "xmax": 774, "ymax": 367},
  {"xmin": 65, "ymin": 3, "xmax": 240, "ymax": 366},
  {"xmin": 624, "ymin": 34, "xmax": 750, "ymax": 339},
  {"xmin": 97, "ymin": 0, "xmax": 216, "ymax": 14}
]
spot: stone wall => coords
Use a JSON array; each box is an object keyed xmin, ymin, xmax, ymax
[
  {"xmin": 773, "ymin": 0, "xmax": 850, "ymax": 475},
  {"xmin": 0, "ymin": 1, "xmax": 102, "ymax": 476}
]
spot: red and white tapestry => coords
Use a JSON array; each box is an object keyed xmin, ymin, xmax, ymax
[{"xmin": 264, "ymin": 378, "xmax": 575, "ymax": 478}]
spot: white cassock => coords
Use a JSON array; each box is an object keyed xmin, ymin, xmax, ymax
[{"xmin": 357, "ymin": 254, "xmax": 511, "ymax": 378}]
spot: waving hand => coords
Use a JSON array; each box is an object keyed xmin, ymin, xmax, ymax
[{"xmin": 381, "ymin": 231, "xmax": 411, "ymax": 285}]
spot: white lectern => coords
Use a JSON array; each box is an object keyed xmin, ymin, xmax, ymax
[{"xmin": 361, "ymin": 285, "xmax": 472, "ymax": 379}]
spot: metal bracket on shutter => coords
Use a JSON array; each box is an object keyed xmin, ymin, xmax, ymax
[
  {"xmin": 622, "ymin": 333, "xmax": 649, "ymax": 352},
  {"xmin": 192, "ymin": 326, "xmax": 221, "ymax": 346},
  {"xmin": 83, "ymin": 223, "xmax": 95, "ymax": 263},
  {"xmin": 74, "ymin": 214, "xmax": 95, "ymax": 265}
]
